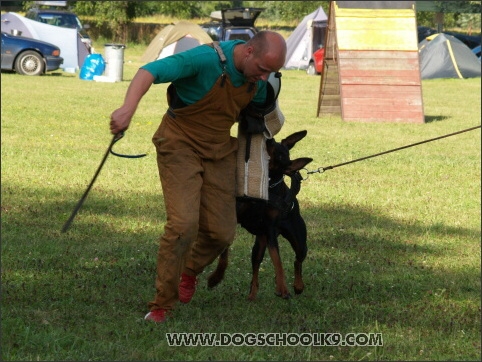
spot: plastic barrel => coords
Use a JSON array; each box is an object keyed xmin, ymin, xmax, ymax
[{"xmin": 104, "ymin": 44, "xmax": 126, "ymax": 82}]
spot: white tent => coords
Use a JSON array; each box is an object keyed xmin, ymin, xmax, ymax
[
  {"xmin": 1, "ymin": 12, "xmax": 89, "ymax": 70},
  {"xmin": 283, "ymin": 6, "xmax": 328, "ymax": 70}
]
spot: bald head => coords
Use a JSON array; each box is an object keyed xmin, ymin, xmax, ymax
[
  {"xmin": 238, "ymin": 30, "xmax": 287, "ymax": 82},
  {"xmin": 247, "ymin": 31, "xmax": 287, "ymax": 68}
]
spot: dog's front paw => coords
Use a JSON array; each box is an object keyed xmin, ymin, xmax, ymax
[
  {"xmin": 293, "ymin": 287, "xmax": 304, "ymax": 295},
  {"xmin": 293, "ymin": 281, "xmax": 304, "ymax": 295},
  {"xmin": 207, "ymin": 269, "xmax": 224, "ymax": 289},
  {"xmin": 248, "ymin": 282, "xmax": 259, "ymax": 301},
  {"xmin": 275, "ymin": 290, "xmax": 291, "ymax": 299}
]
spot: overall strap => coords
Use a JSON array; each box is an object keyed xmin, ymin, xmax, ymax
[
  {"xmin": 211, "ymin": 41, "xmax": 227, "ymax": 87},
  {"xmin": 168, "ymin": 42, "xmax": 227, "ymax": 115}
]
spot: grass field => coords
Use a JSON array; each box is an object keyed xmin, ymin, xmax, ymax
[{"xmin": 1, "ymin": 44, "xmax": 480, "ymax": 361}]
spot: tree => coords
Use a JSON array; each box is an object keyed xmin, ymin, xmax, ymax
[
  {"xmin": 254, "ymin": 1, "xmax": 330, "ymax": 22},
  {"xmin": 73, "ymin": 1, "xmax": 139, "ymax": 42},
  {"xmin": 433, "ymin": 0, "xmax": 481, "ymax": 13},
  {"xmin": 457, "ymin": 12, "xmax": 481, "ymax": 34}
]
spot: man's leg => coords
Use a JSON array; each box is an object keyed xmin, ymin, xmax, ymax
[
  {"xmin": 183, "ymin": 151, "xmax": 237, "ymax": 277},
  {"xmin": 147, "ymin": 147, "xmax": 203, "ymax": 311}
]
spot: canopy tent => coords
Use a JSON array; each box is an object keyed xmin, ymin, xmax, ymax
[
  {"xmin": 419, "ymin": 33, "xmax": 481, "ymax": 79},
  {"xmin": 283, "ymin": 6, "xmax": 328, "ymax": 70},
  {"xmin": 141, "ymin": 21, "xmax": 213, "ymax": 63},
  {"xmin": 1, "ymin": 12, "xmax": 89, "ymax": 70}
]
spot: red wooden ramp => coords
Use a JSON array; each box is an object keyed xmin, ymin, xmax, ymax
[{"xmin": 317, "ymin": 1, "xmax": 425, "ymax": 123}]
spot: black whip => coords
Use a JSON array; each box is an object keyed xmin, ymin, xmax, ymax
[
  {"xmin": 61, "ymin": 133, "xmax": 146, "ymax": 233},
  {"xmin": 307, "ymin": 125, "xmax": 481, "ymax": 175}
]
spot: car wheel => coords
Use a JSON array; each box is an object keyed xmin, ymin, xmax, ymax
[
  {"xmin": 15, "ymin": 51, "xmax": 44, "ymax": 76},
  {"xmin": 306, "ymin": 62, "xmax": 316, "ymax": 76}
]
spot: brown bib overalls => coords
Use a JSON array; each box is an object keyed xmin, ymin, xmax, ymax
[{"xmin": 148, "ymin": 47, "xmax": 256, "ymax": 311}]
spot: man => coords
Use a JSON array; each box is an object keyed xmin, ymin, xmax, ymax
[{"xmin": 110, "ymin": 31, "xmax": 287, "ymax": 323}]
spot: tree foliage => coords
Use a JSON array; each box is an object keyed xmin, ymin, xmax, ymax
[
  {"xmin": 433, "ymin": 0, "xmax": 481, "ymax": 13},
  {"xmin": 252, "ymin": 1, "xmax": 330, "ymax": 22},
  {"xmin": 72, "ymin": 1, "xmax": 137, "ymax": 42},
  {"xmin": 16, "ymin": 0, "xmax": 480, "ymax": 42}
]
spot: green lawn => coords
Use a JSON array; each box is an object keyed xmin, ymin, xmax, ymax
[{"xmin": 1, "ymin": 49, "xmax": 480, "ymax": 361}]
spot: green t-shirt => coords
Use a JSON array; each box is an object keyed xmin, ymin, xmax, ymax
[{"xmin": 141, "ymin": 40, "xmax": 267, "ymax": 106}]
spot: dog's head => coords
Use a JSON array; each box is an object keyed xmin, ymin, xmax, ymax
[{"xmin": 267, "ymin": 130, "xmax": 313, "ymax": 180}]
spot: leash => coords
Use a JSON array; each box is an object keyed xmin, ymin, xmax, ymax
[
  {"xmin": 268, "ymin": 172, "xmax": 303, "ymax": 216},
  {"xmin": 304, "ymin": 125, "xmax": 481, "ymax": 178},
  {"xmin": 109, "ymin": 132, "xmax": 147, "ymax": 158},
  {"xmin": 61, "ymin": 132, "xmax": 146, "ymax": 233}
]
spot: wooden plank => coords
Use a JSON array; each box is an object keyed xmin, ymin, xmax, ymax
[
  {"xmin": 341, "ymin": 96, "xmax": 423, "ymax": 107},
  {"xmin": 342, "ymin": 112, "xmax": 424, "ymax": 121},
  {"xmin": 341, "ymin": 84, "xmax": 423, "ymax": 98},
  {"xmin": 340, "ymin": 68, "xmax": 420, "ymax": 78},
  {"xmin": 342, "ymin": 117, "xmax": 424, "ymax": 124},
  {"xmin": 337, "ymin": 27, "xmax": 418, "ymax": 51},
  {"xmin": 322, "ymin": 88, "xmax": 340, "ymax": 96},
  {"xmin": 319, "ymin": 95, "xmax": 341, "ymax": 102},
  {"xmin": 342, "ymin": 107, "xmax": 424, "ymax": 119},
  {"xmin": 323, "ymin": 83, "xmax": 340, "ymax": 89},
  {"xmin": 334, "ymin": 7, "xmax": 418, "ymax": 51},
  {"xmin": 334, "ymin": 8, "xmax": 415, "ymax": 19},
  {"xmin": 319, "ymin": 106, "xmax": 342, "ymax": 114},
  {"xmin": 336, "ymin": 15, "xmax": 416, "ymax": 29},
  {"xmin": 339, "ymin": 57, "xmax": 419, "ymax": 70},
  {"xmin": 338, "ymin": 50, "xmax": 419, "ymax": 59},
  {"xmin": 342, "ymin": 111, "xmax": 425, "ymax": 123},
  {"xmin": 341, "ymin": 76, "xmax": 421, "ymax": 86}
]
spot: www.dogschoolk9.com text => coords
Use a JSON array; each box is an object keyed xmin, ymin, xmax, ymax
[{"xmin": 166, "ymin": 332, "xmax": 383, "ymax": 347}]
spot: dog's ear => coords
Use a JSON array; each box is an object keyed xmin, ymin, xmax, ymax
[
  {"xmin": 285, "ymin": 157, "xmax": 313, "ymax": 174},
  {"xmin": 281, "ymin": 130, "xmax": 308, "ymax": 150}
]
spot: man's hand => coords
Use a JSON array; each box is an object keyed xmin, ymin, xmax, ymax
[
  {"xmin": 110, "ymin": 105, "xmax": 134, "ymax": 135},
  {"xmin": 109, "ymin": 68, "xmax": 155, "ymax": 135}
]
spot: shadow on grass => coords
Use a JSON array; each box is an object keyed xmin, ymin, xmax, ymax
[
  {"xmin": 1, "ymin": 181, "xmax": 480, "ymax": 359},
  {"xmin": 424, "ymin": 115, "xmax": 450, "ymax": 123}
]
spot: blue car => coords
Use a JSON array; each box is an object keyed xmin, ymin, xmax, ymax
[
  {"xmin": 472, "ymin": 45, "xmax": 481, "ymax": 61},
  {"xmin": 1, "ymin": 31, "xmax": 64, "ymax": 75}
]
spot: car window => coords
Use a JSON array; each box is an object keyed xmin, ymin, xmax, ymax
[
  {"xmin": 40, "ymin": 14, "xmax": 79, "ymax": 29},
  {"xmin": 26, "ymin": 11, "xmax": 83, "ymax": 30},
  {"xmin": 203, "ymin": 26, "xmax": 221, "ymax": 41},
  {"xmin": 225, "ymin": 28, "xmax": 255, "ymax": 41},
  {"xmin": 201, "ymin": 8, "xmax": 262, "ymax": 42}
]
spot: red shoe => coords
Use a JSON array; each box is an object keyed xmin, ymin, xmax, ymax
[
  {"xmin": 144, "ymin": 309, "xmax": 168, "ymax": 323},
  {"xmin": 179, "ymin": 273, "xmax": 197, "ymax": 303}
]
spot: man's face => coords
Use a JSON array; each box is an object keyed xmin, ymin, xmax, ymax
[{"xmin": 244, "ymin": 48, "xmax": 284, "ymax": 83}]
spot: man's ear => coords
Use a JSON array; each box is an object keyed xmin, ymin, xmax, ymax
[{"xmin": 245, "ymin": 45, "xmax": 254, "ymax": 57}]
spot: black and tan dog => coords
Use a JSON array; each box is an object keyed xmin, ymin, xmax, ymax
[{"xmin": 208, "ymin": 130, "xmax": 313, "ymax": 300}]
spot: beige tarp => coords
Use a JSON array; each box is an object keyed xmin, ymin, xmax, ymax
[{"xmin": 141, "ymin": 21, "xmax": 213, "ymax": 63}]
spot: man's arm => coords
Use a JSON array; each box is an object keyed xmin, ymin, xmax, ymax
[{"xmin": 110, "ymin": 69, "xmax": 155, "ymax": 135}]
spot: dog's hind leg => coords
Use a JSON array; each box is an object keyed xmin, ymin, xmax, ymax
[
  {"xmin": 248, "ymin": 235, "xmax": 267, "ymax": 301},
  {"xmin": 265, "ymin": 225, "xmax": 290, "ymax": 299},
  {"xmin": 280, "ymin": 208, "xmax": 308, "ymax": 295},
  {"xmin": 293, "ymin": 224, "xmax": 307, "ymax": 295},
  {"xmin": 293, "ymin": 256, "xmax": 305, "ymax": 295},
  {"xmin": 207, "ymin": 248, "xmax": 228, "ymax": 289},
  {"xmin": 267, "ymin": 241, "xmax": 291, "ymax": 299}
]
